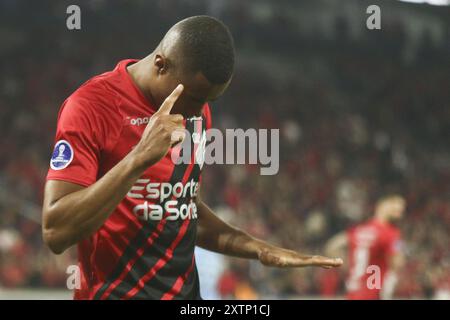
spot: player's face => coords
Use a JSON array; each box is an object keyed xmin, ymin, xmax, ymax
[{"xmin": 158, "ymin": 70, "xmax": 231, "ymax": 117}]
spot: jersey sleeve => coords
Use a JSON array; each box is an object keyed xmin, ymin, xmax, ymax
[
  {"xmin": 46, "ymin": 97, "xmax": 105, "ymax": 187},
  {"xmin": 386, "ymin": 230, "xmax": 402, "ymax": 256}
]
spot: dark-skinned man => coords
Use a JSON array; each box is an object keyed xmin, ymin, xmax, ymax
[{"xmin": 42, "ymin": 15, "xmax": 342, "ymax": 300}]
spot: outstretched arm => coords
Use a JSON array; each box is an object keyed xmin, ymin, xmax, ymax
[{"xmin": 196, "ymin": 199, "xmax": 343, "ymax": 269}]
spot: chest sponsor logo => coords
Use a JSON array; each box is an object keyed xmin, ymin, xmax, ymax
[
  {"xmin": 128, "ymin": 116, "xmax": 150, "ymax": 126},
  {"xmin": 127, "ymin": 179, "xmax": 199, "ymax": 221}
]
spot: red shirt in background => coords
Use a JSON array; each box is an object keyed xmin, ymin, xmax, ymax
[{"xmin": 346, "ymin": 219, "xmax": 401, "ymax": 300}]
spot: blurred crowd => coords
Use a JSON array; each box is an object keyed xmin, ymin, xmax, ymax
[{"xmin": 0, "ymin": 0, "xmax": 449, "ymax": 299}]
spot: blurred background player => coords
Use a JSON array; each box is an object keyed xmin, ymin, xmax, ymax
[{"xmin": 326, "ymin": 195, "xmax": 406, "ymax": 300}]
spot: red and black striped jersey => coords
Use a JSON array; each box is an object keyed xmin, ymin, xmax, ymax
[{"xmin": 47, "ymin": 59, "xmax": 211, "ymax": 300}]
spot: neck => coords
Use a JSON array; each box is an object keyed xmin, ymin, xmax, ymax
[{"xmin": 126, "ymin": 55, "xmax": 156, "ymax": 105}]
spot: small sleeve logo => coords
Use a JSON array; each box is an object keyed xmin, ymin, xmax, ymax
[{"xmin": 50, "ymin": 140, "xmax": 74, "ymax": 170}]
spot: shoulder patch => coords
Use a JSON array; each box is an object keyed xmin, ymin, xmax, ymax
[{"xmin": 50, "ymin": 140, "xmax": 74, "ymax": 170}]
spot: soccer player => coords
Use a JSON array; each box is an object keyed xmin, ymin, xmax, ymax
[
  {"xmin": 42, "ymin": 16, "xmax": 342, "ymax": 300},
  {"xmin": 325, "ymin": 194, "xmax": 406, "ymax": 300}
]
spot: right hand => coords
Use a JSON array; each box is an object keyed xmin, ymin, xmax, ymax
[{"xmin": 133, "ymin": 84, "xmax": 185, "ymax": 167}]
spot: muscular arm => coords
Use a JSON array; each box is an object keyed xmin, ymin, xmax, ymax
[
  {"xmin": 196, "ymin": 198, "xmax": 343, "ymax": 268},
  {"xmin": 42, "ymin": 151, "xmax": 147, "ymax": 254},
  {"xmin": 196, "ymin": 200, "xmax": 268, "ymax": 260},
  {"xmin": 42, "ymin": 85, "xmax": 185, "ymax": 254}
]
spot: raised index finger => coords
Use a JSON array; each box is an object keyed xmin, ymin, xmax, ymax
[{"xmin": 157, "ymin": 84, "xmax": 184, "ymax": 115}]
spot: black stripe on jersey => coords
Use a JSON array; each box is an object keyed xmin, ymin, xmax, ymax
[
  {"xmin": 93, "ymin": 119, "xmax": 198, "ymax": 300},
  {"xmin": 131, "ymin": 163, "xmax": 201, "ymax": 299},
  {"xmin": 175, "ymin": 263, "xmax": 202, "ymax": 300},
  {"xmin": 93, "ymin": 163, "xmax": 190, "ymax": 299},
  {"xmin": 110, "ymin": 197, "xmax": 193, "ymax": 299},
  {"xmin": 108, "ymin": 123, "xmax": 203, "ymax": 299}
]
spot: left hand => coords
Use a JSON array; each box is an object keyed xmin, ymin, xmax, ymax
[{"xmin": 258, "ymin": 246, "xmax": 343, "ymax": 269}]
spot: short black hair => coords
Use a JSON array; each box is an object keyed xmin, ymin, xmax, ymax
[{"xmin": 171, "ymin": 15, "xmax": 235, "ymax": 84}]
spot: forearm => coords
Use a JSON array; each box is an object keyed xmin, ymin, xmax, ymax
[
  {"xmin": 199, "ymin": 227, "xmax": 270, "ymax": 260},
  {"xmin": 43, "ymin": 150, "xmax": 147, "ymax": 253},
  {"xmin": 196, "ymin": 200, "xmax": 343, "ymax": 268},
  {"xmin": 196, "ymin": 201, "xmax": 274, "ymax": 259}
]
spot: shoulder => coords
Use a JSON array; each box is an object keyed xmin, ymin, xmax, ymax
[
  {"xmin": 70, "ymin": 71, "xmax": 121, "ymax": 114},
  {"xmin": 58, "ymin": 71, "xmax": 123, "ymax": 128}
]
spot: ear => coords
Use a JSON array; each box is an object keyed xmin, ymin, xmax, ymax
[{"xmin": 154, "ymin": 54, "xmax": 168, "ymax": 75}]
